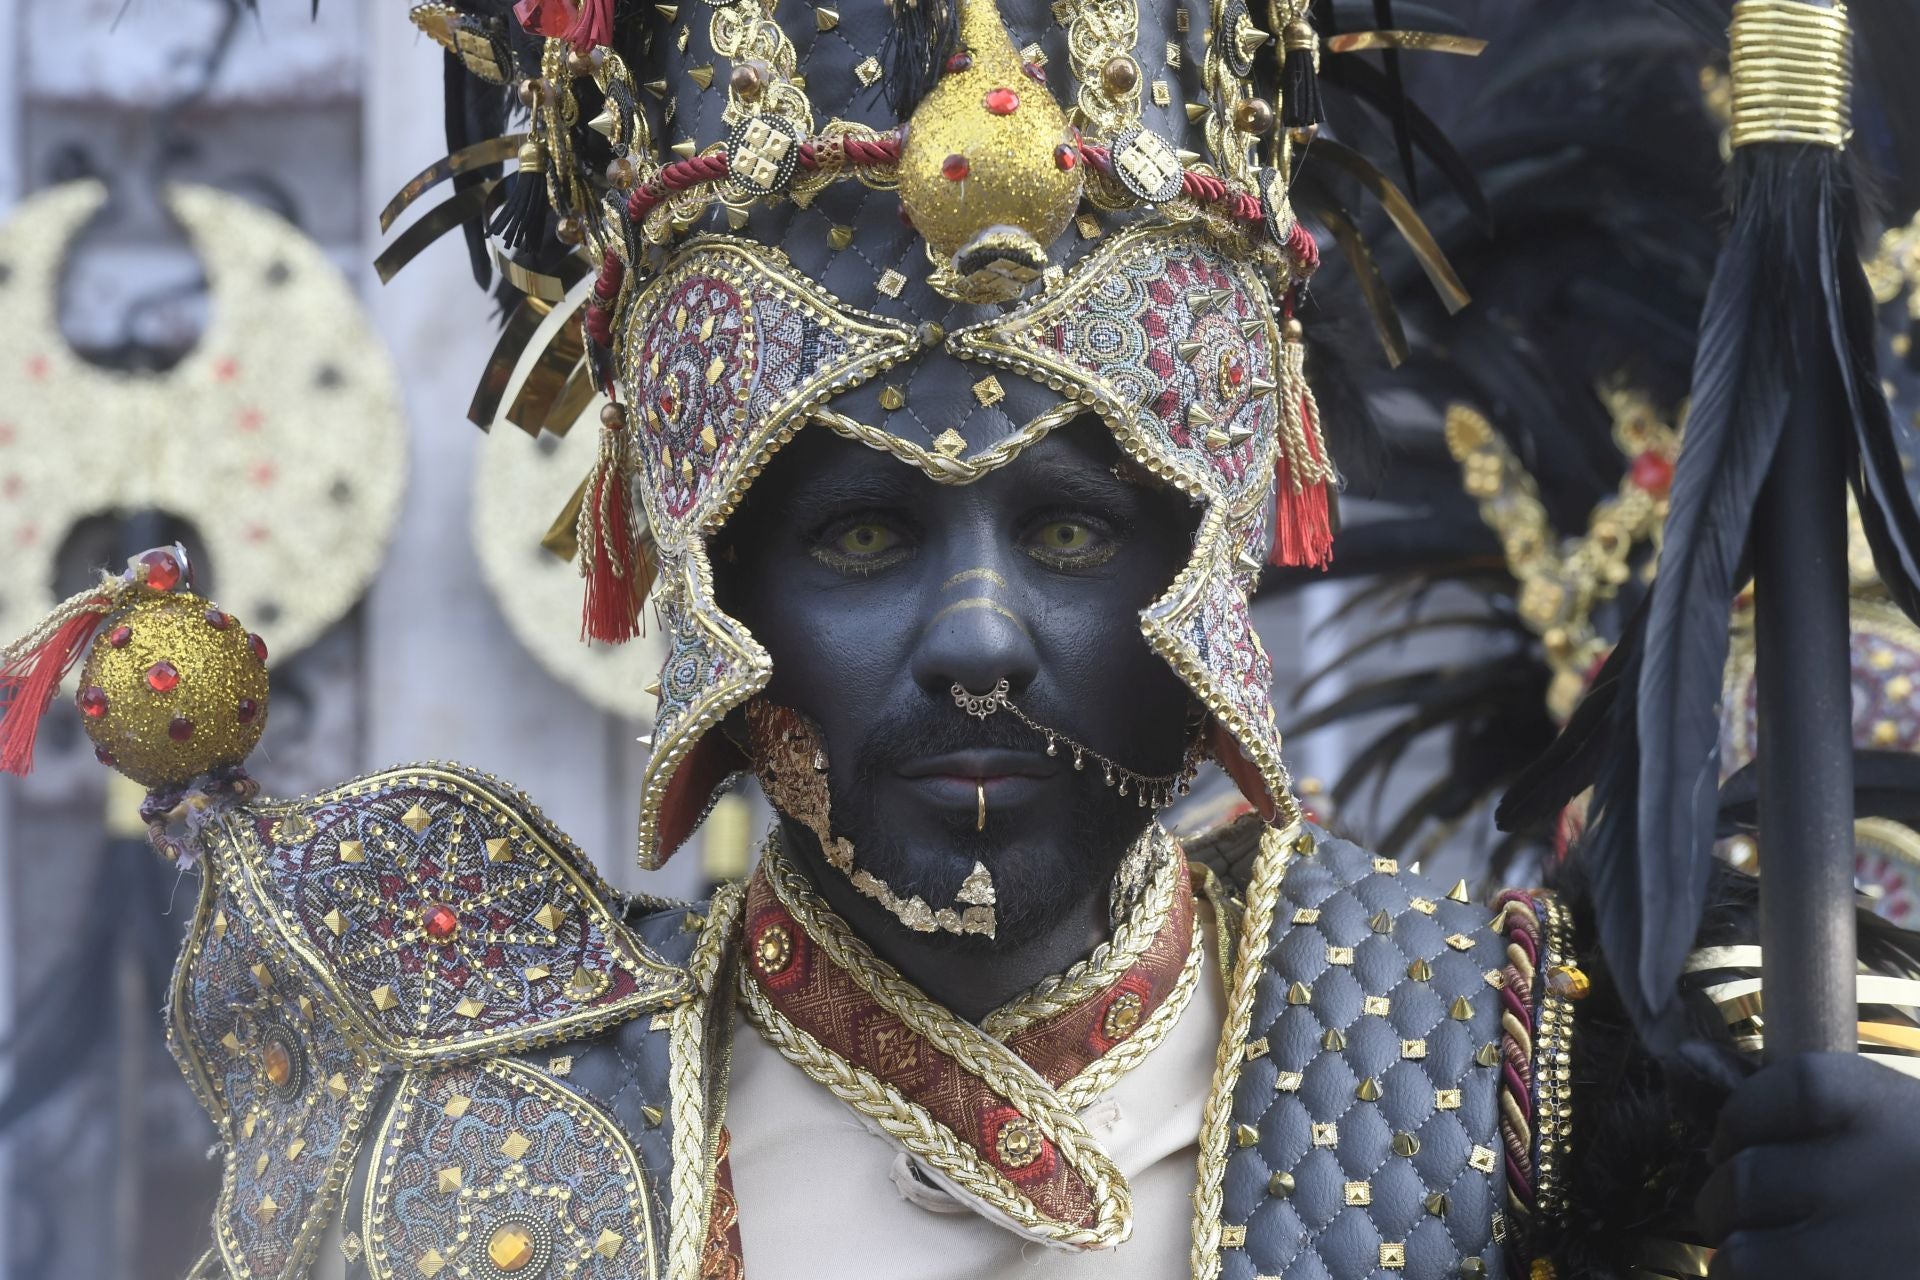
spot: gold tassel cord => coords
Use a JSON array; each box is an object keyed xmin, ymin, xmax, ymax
[{"xmin": 1728, "ymin": 0, "xmax": 1852, "ymax": 151}]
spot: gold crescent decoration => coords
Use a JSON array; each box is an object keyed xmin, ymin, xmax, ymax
[
  {"xmin": 0, "ymin": 181, "xmax": 408, "ymax": 661},
  {"xmin": 472, "ymin": 406, "xmax": 666, "ymax": 719}
]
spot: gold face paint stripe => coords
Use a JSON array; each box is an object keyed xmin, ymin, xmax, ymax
[
  {"xmin": 943, "ymin": 567, "xmax": 1010, "ymax": 591},
  {"xmin": 928, "ymin": 597, "xmax": 1032, "ymax": 638}
]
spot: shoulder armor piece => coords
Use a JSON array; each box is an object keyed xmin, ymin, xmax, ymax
[
  {"xmin": 1197, "ymin": 824, "xmax": 1511, "ymax": 1280},
  {"xmin": 211, "ymin": 763, "xmax": 689, "ymax": 1065}
]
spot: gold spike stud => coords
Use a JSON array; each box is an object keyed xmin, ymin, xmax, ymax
[
  {"xmin": 401, "ymin": 803, "xmax": 432, "ymax": 833},
  {"xmin": 486, "ymin": 837, "xmax": 513, "ymax": 863},
  {"xmin": 1287, "ymin": 981, "xmax": 1312, "ymax": 1006},
  {"xmin": 1450, "ymin": 995, "xmax": 1475, "ymax": 1021},
  {"xmin": 594, "ymin": 1230, "xmax": 624, "ymax": 1260},
  {"xmin": 500, "ymin": 1132, "xmax": 533, "ymax": 1160},
  {"xmin": 1185, "ymin": 101, "xmax": 1209, "ymax": 122},
  {"xmin": 535, "ymin": 904, "xmax": 565, "ymax": 932},
  {"xmin": 1370, "ymin": 909, "xmax": 1394, "ymax": 934},
  {"xmin": 436, "ymin": 1166, "xmax": 463, "ymax": 1193},
  {"xmin": 1426, "ymin": 1191, "xmax": 1451, "ymax": 1217},
  {"xmin": 687, "ymin": 64, "xmax": 715, "ymax": 90},
  {"xmin": 589, "ymin": 109, "xmax": 616, "ymax": 138},
  {"xmin": 1408, "ymin": 957, "xmax": 1434, "ymax": 982},
  {"xmin": 1268, "ymin": 1170, "xmax": 1296, "ymax": 1197},
  {"xmin": 655, "ymin": 2, "xmax": 678, "ymax": 18},
  {"xmin": 1355, "ymin": 1077, "xmax": 1382, "ymax": 1102},
  {"xmin": 371, "ymin": 985, "xmax": 399, "ymax": 1011},
  {"xmin": 1447, "ymin": 878, "xmax": 1472, "ymax": 903},
  {"xmin": 324, "ymin": 909, "xmax": 348, "ymax": 937},
  {"xmin": 1392, "ymin": 1131, "xmax": 1420, "ymax": 1157},
  {"xmin": 1177, "ymin": 339, "xmax": 1205, "ymax": 361},
  {"xmin": 816, "ymin": 5, "xmax": 839, "ymax": 29},
  {"xmin": 878, "ymin": 386, "xmax": 906, "ymax": 411},
  {"xmin": 643, "ymin": 79, "xmax": 669, "ymax": 98},
  {"xmin": 1248, "ymin": 375, "xmax": 1278, "ymax": 395},
  {"xmin": 328, "ymin": 1072, "xmax": 350, "ymax": 1099},
  {"xmin": 642, "ymin": 1105, "xmax": 665, "ymax": 1127},
  {"xmin": 1241, "ymin": 317, "xmax": 1267, "ymax": 339},
  {"xmin": 1476, "ymin": 1042, "xmax": 1502, "ymax": 1067},
  {"xmin": 1187, "ymin": 403, "xmax": 1215, "ymax": 428},
  {"xmin": 1322, "ymin": 1027, "xmax": 1347, "ymax": 1051},
  {"xmin": 670, "ymin": 140, "xmax": 697, "ymax": 159},
  {"xmin": 1234, "ymin": 1122, "xmax": 1260, "ymax": 1148}
]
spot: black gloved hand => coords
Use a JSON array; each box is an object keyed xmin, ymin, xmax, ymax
[{"xmin": 1697, "ymin": 1052, "xmax": 1920, "ymax": 1278}]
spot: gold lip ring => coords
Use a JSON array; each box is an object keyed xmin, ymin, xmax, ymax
[{"xmin": 977, "ymin": 781, "xmax": 987, "ymax": 831}]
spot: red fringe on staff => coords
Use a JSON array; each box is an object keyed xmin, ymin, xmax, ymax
[{"xmin": 0, "ymin": 596, "xmax": 112, "ymax": 775}]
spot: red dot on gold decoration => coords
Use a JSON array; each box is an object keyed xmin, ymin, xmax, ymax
[
  {"xmin": 168, "ymin": 716, "xmax": 195, "ymax": 742},
  {"xmin": 249, "ymin": 633, "xmax": 269, "ymax": 663},
  {"xmin": 1055, "ymin": 144, "xmax": 1078, "ymax": 171},
  {"xmin": 945, "ymin": 50, "xmax": 972, "ymax": 73},
  {"xmin": 94, "ymin": 745, "xmax": 116, "ymax": 766},
  {"xmin": 146, "ymin": 660, "xmax": 180, "ymax": 693},
  {"xmin": 1630, "ymin": 450, "xmax": 1674, "ymax": 497},
  {"xmin": 139, "ymin": 549, "xmax": 181, "ymax": 592},
  {"xmin": 942, "ymin": 153, "xmax": 970, "ymax": 182},
  {"xmin": 106, "ymin": 625, "xmax": 132, "ymax": 649},
  {"xmin": 1023, "ymin": 61, "xmax": 1046, "ymax": 83},
  {"xmin": 78, "ymin": 687, "xmax": 109, "ymax": 718},
  {"xmin": 422, "ymin": 903, "xmax": 460, "ymax": 941},
  {"xmin": 204, "ymin": 608, "xmax": 232, "ymax": 630},
  {"xmin": 237, "ymin": 698, "xmax": 260, "ymax": 725},
  {"xmin": 984, "ymin": 87, "xmax": 1019, "ymax": 115}
]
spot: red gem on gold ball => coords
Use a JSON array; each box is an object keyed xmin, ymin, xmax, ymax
[
  {"xmin": 94, "ymin": 745, "xmax": 115, "ymax": 766},
  {"xmin": 1023, "ymin": 61, "xmax": 1046, "ymax": 83},
  {"xmin": 945, "ymin": 50, "xmax": 972, "ymax": 73},
  {"xmin": 140, "ymin": 549, "xmax": 181, "ymax": 592},
  {"xmin": 1630, "ymin": 450, "xmax": 1674, "ymax": 497},
  {"xmin": 984, "ymin": 87, "xmax": 1019, "ymax": 115},
  {"xmin": 942, "ymin": 153, "xmax": 970, "ymax": 182},
  {"xmin": 106, "ymin": 625, "xmax": 132, "ymax": 649},
  {"xmin": 249, "ymin": 633, "xmax": 269, "ymax": 663},
  {"xmin": 237, "ymin": 698, "xmax": 260, "ymax": 724},
  {"xmin": 145, "ymin": 660, "xmax": 180, "ymax": 693},
  {"xmin": 78, "ymin": 687, "xmax": 109, "ymax": 718},
  {"xmin": 422, "ymin": 904, "xmax": 460, "ymax": 941},
  {"xmin": 1055, "ymin": 144, "xmax": 1078, "ymax": 171},
  {"xmin": 204, "ymin": 608, "xmax": 231, "ymax": 630},
  {"xmin": 168, "ymin": 716, "xmax": 195, "ymax": 742}
]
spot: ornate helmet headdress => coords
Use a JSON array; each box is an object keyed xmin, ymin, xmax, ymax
[{"xmin": 382, "ymin": 0, "xmax": 1472, "ymax": 868}]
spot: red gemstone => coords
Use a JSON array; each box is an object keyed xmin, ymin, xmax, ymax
[
  {"xmin": 1055, "ymin": 144, "xmax": 1078, "ymax": 171},
  {"xmin": 106, "ymin": 625, "xmax": 132, "ymax": 649},
  {"xmin": 1023, "ymin": 60, "xmax": 1046, "ymax": 83},
  {"xmin": 248, "ymin": 633, "xmax": 269, "ymax": 663},
  {"xmin": 1228, "ymin": 361, "xmax": 1245, "ymax": 387},
  {"xmin": 145, "ymin": 660, "xmax": 180, "ymax": 693},
  {"xmin": 77, "ymin": 686, "xmax": 109, "ymax": 718},
  {"xmin": 422, "ymin": 903, "xmax": 460, "ymax": 941},
  {"xmin": 1630, "ymin": 450, "xmax": 1674, "ymax": 496},
  {"xmin": 237, "ymin": 698, "xmax": 260, "ymax": 725},
  {"xmin": 945, "ymin": 50, "xmax": 972, "ymax": 73},
  {"xmin": 942, "ymin": 153, "xmax": 970, "ymax": 182},
  {"xmin": 204, "ymin": 608, "xmax": 232, "ymax": 630},
  {"xmin": 984, "ymin": 87, "xmax": 1019, "ymax": 115},
  {"xmin": 168, "ymin": 716, "xmax": 194, "ymax": 742},
  {"xmin": 139, "ymin": 549, "xmax": 181, "ymax": 592},
  {"xmin": 93, "ymin": 745, "xmax": 115, "ymax": 766}
]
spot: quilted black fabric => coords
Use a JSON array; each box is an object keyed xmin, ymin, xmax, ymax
[
  {"xmin": 631, "ymin": 0, "xmax": 1221, "ymax": 457},
  {"xmin": 1221, "ymin": 828, "xmax": 1509, "ymax": 1280}
]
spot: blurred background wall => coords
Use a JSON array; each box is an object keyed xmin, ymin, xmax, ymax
[{"xmin": 0, "ymin": 2, "xmax": 1451, "ymax": 1275}]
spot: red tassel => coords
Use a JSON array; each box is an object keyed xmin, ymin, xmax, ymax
[
  {"xmin": 1271, "ymin": 450, "xmax": 1333, "ymax": 570},
  {"xmin": 514, "ymin": 0, "xmax": 580, "ymax": 38},
  {"xmin": 1268, "ymin": 314, "xmax": 1336, "ymax": 569},
  {"xmin": 578, "ymin": 407, "xmax": 654, "ymax": 644},
  {"xmin": 0, "ymin": 596, "xmax": 112, "ymax": 775},
  {"xmin": 562, "ymin": 0, "xmax": 615, "ymax": 51}
]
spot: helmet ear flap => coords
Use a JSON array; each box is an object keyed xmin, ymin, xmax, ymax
[{"xmin": 1208, "ymin": 719, "xmax": 1281, "ymax": 825}]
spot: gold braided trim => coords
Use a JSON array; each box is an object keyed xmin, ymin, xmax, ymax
[
  {"xmin": 1729, "ymin": 0, "xmax": 1853, "ymax": 150},
  {"xmin": 1061, "ymin": 914, "xmax": 1205, "ymax": 1109},
  {"xmin": 1190, "ymin": 819, "xmax": 1301, "ymax": 1279},
  {"xmin": 668, "ymin": 883, "xmax": 746, "ymax": 1280},
  {"xmin": 753, "ymin": 840, "xmax": 1134, "ymax": 1247},
  {"xmin": 809, "ymin": 400, "xmax": 1082, "ymax": 487},
  {"xmin": 981, "ymin": 827, "xmax": 1181, "ymax": 1038}
]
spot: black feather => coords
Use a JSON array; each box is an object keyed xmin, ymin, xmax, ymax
[{"xmin": 880, "ymin": 0, "xmax": 959, "ymax": 118}]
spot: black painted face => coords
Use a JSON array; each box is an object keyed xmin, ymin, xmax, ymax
[{"xmin": 714, "ymin": 419, "xmax": 1203, "ymax": 946}]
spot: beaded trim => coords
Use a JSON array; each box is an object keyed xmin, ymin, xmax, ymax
[{"xmin": 1493, "ymin": 886, "xmax": 1575, "ymax": 1273}]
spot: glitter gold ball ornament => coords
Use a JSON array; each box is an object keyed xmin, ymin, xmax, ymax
[
  {"xmin": 896, "ymin": 0, "xmax": 1083, "ymax": 303},
  {"xmin": 76, "ymin": 589, "xmax": 269, "ymax": 788}
]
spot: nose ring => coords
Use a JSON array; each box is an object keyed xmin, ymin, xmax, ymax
[{"xmin": 951, "ymin": 679, "xmax": 1012, "ymax": 719}]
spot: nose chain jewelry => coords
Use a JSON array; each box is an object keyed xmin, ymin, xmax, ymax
[{"xmin": 951, "ymin": 680, "xmax": 1199, "ymax": 810}]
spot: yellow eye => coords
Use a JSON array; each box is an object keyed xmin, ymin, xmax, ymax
[
  {"xmin": 834, "ymin": 523, "xmax": 900, "ymax": 556},
  {"xmin": 1036, "ymin": 521, "xmax": 1093, "ymax": 551}
]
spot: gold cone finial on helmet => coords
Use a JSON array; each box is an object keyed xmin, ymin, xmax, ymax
[{"xmin": 897, "ymin": 0, "xmax": 1084, "ymax": 303}]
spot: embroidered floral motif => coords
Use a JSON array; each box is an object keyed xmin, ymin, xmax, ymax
[
  {"xmin": 361, "ymin": 1059, "xmax": 656, "ymax": 1280},
  {"xmin": 237, "ymin": 765, "xmax": 686, "ymax": 1060}
]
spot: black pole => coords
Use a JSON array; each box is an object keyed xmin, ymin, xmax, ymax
[{"xmin": 1752, "ymin": 367, "xmax": 1858, "ymax": 1058}]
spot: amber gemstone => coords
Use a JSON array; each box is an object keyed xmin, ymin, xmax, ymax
[
  {"xmin": 983, "ymin": 87, "xmax": 1019, "ymax": 115},
  {"xmin": 942, "ymin": 153, "xmax": 970, "ymax": 182},
  {"xmin": 1630, "ymin": 450, "xmax": 1674, "ymax": 497},
  {"xmin": 146, "ymin": 660, "xmax": 180, "ymax": 692},
  {"xmin": 423, "ymin": 904, "xmax": 460, "ymax": 941},
  {"xmin": 488, "ymin": 1224, "xmax": 538, "ymax": 1272},
  {"xmin": 106, "ymin": 625, "xmax": 132, "ymax": 649},
  {"xmin": 249, "ymin": 633, "xmax": 269, "ymax": 663},
  {"xmin": 168, "ymin": 716, "xmax": 195, "ymax": 742},
  {"xmin": 262, "ymin": 1039, "xmax": 293, "ymax": 1088},
  {"xmin": 236, "ymin": 698, "xmax": 260, "ymax": 724},
  {"xmin": 204, "ymin": 608, "xmax": 232, "ymax": 630},
  {"xmin": 140, "ymin": 549, "xmax": 181, "ymax": 592},
  {"xmin": 77, "ymin": 686, "xmax": 109, "ymax": 718}
]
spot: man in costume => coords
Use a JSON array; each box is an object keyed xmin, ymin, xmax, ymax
[{"xmin": 3, "ymin": 0, "xmax": 1920, "ymax": 1277}]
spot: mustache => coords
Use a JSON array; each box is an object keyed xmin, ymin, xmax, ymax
[{"xmin": 848, "ymin": 695, "xmax": 1056, "ymax": 773}]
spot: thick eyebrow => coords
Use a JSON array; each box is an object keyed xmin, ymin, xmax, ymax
[
  {"xmin": 1014, "ymin": 456, "xmax": 1147, "ymax": 511},
  {"xmin": 774, "ymin": 466, "xmax": 924, "ymax": 523}
]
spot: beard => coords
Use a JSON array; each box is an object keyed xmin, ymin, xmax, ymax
[{"xmin": 813, "ymin": 699, "xmax": 1160, "ymax": 950}]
